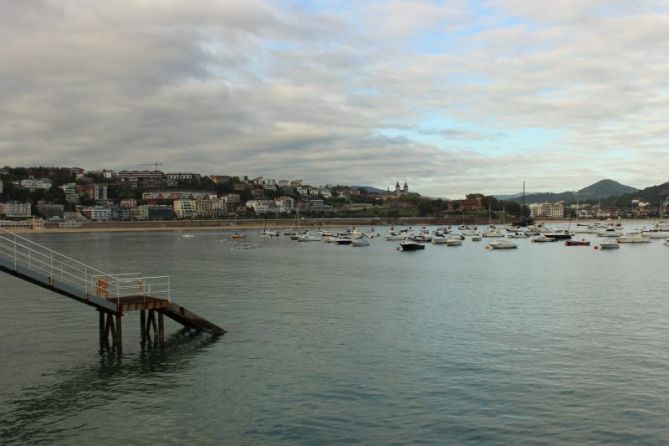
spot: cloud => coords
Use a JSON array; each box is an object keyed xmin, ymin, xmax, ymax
[{"xmin": 0, "ymin": 0, "xmax": 667, "ymax": 196}]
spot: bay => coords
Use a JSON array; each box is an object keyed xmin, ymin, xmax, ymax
[{"xmin": 1, "ymin": 226, "xmax": 668, "ymax": 445}]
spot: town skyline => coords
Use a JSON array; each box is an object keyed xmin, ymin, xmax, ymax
[{"xmin": 2, "ymin": 1, "xmax": 669, "ymax": 196}]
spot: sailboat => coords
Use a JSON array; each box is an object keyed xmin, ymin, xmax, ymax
[{"xmin": 512, "ymin": 181, "xmax": 535, "ymax": 227}]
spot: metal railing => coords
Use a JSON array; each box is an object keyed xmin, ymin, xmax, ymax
[{"xmin": 0, "ymin": 227, "xmax": 170, "ymax": 308}]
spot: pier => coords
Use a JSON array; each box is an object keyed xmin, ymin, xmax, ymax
[{"xmin": 0, "ymin": 227, "xmax": 225, "ymax": 351}]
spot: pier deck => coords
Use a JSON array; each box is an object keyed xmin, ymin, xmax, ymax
[{"xmin": 0, "ymin": 227, "xmax": 225, "ymax": 350}]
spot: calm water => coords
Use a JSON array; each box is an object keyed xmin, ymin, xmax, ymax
[{"xmin": 1, "ymin": 226, "xmax": 669, "ymax": 445}]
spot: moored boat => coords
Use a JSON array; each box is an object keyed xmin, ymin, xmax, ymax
[
  {"xmin": 486, "ymin": 240, "xmax": 517, "ymax": 250},
  {"xmin": 397, "ymin": 241, "xmax": 425, "ymax": 251},
  {"xmin": 532, "ymin": 235, "xmax": 558, "ymax": 243},
  {"xmin": 543, "ymin": 229, "xmax": 572, "ymax": 240},
  {"xmin": 351, "ymin": 238, "xmax": 370, "ymax": 247},
  {"xmin": 595, "ymin": 242, "xmax": 620, "ymax": 250},
  {"xmin": 617, "ymin": 231, "xmax": 650, "ymax": 243},
  {"xmin": 565, "ymin": 240, "xmax": 590, "ymax": 246},
  {"xmin": 445, "ymin": 238, "xmax": 463, "ymax": 246}
]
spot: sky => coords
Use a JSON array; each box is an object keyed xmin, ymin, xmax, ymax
[{"xmin": 1, "ymin": 0, "xmax": 669, "ymax": 198}]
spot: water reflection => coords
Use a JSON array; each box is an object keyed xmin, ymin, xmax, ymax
[{"xmin": 0, "ymin": 330, "xmax": 219, "ymax": 445}]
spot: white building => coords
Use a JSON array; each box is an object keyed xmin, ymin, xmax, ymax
[
  {"xmin": 195, "ymin": 200, "xmax": 213, "ymax": 218},
  {"xmin": 173, "ymin": 200, "xmax": 197, "ymax": 219},
  {"xmin": 275, "ymin": 196, "xmax": 295, "ymax": 213},
  {"xmin": 20, "ymin": 178, "xmax": 52, "ymax": 192},
  {"xmin": 2, "ymin": 202, "xmax": 31, "ymax": 218},
  {"xmin": 530, "ymin": 202, "xmax": 565, "ymax": 218},
  {"xmin": 246, "ymin": 200, "xmax": 275, "ymax": 214},
  {"xmin": 81, "ymin": 206, "xmax": 112, "ymax": 221},
  {"xmin": 210, "ymin": 199, "xmax": 229, "ymax": 216}
]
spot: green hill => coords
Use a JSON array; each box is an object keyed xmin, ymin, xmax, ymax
[{"xmin": 577, "ymin": 179, "xmax": 638, "ymax": 200}]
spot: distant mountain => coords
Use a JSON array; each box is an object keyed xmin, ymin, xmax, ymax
[
  {"xmin": 351, "ymin": 185, "xmax": 387, "ymax": 194},
  {"xmin": 497, "ymin": 179, "xmax": 638, "ymax": 204},
  {"xmin": 577, "ymin": 179, "xmax": 638, "ymax": 200}
]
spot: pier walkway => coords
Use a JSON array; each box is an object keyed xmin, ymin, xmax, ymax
[{"xmin": 0, "ymin": 227, "xmax": 225, "ymax": 351}]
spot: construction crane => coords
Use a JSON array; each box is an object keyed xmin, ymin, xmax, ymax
[{"xmin": 140, "ymin": 161, "xmax": 163, "ymax": 171}]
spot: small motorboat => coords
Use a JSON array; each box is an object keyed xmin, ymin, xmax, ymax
[
  {"xmin": 507, "ymin": 232, "xmax": 528, "ymax": 238},
  {"xmin": 565, "ymin": 240, "xmax": 590, "ymax": 246},
  {"xmin": 181, "ymin": 233, "xmax": 196, "ymax": 239},
  {"xmin": 431, "ymin": 237, "xmax": 448, "ymax": 245},
  {"xmin": 334, "ymin": 238, "xmax": 353, "ymax": 245},
  {"xmin": 351, "ymin": 238, "xmax": 370, "ymax": 247},
  {"xmin": 486, "ymin": 240, "xmax": 518, "ymax": 250},
  {"xmin": 231, "ymin": 232, "xmax": 246, "ymax": 240},
  {"xmin": 471, "ymin": 236, "xmax": 482, "ymax": 242},
  {"xmin": 445, "ymin": 238, "xmax": 463, "ymax": 246},
  {"xmin": 595, "ymin": 242, "xmax": 620, "ymax": 250},
  {"xmin": 532, "ymin": 235, "xmax": 558, "ymax": 243},
  {"xmin": 543, "ymin": 229, "xmax": 572, "ymax": 240},
  {"xmin": 617, "ymin": 231, "xmax": 650, "ymax": 243},
  {"xmin": 397, "ymin": 242, "xmax": 425, "ymax": 251}
]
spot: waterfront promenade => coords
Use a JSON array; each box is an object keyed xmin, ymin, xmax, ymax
[{"xmin": 2, "ymin": 217, "xmax": 653, "ymax": 234}]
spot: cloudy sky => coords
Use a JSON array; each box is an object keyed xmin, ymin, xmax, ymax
[{"xmin": 1, "ymin": 0, "xmax": 668, "ymax": 197}]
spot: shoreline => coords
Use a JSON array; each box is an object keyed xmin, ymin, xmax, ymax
[{"xmin": 1, "ymin": 217, "xmax": 657, "ymax": 234}]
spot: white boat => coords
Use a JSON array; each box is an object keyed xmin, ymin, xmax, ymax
[
  {"xmin": 597, "ymin": 242, "xmax": 620, "ymax": 250},
  {"xmin": 181, "ymin": 233, "xmax": 196, "ymax": 239},
  {"xmin": 532, "ymin": 235, "xmax": 558, "ymax": 243},
  {"xmin": 351, "ymin": 238, "xmax": 370, "ymax": 247},
  {"xmin": 641, "ymin": 229, "xmax": 669, "ymax": 239},
  {"xmin": 297, "ymin": 233, "xmax": 321, "ymax": 242},
  {"xmin": 486, "ymin": 240, "xmax": 518, "ymax": 250},
  {"xmin": 641, "ymin": 222, "xmax": 669, "ymax": 239},
  {"xmin": 596, "ymin": 226, "xmax": 622, "ymax": 237},
  {"xmin": 431, "ymin": 237, "xmax": 448, "ymax": 245},
  {"xmin": 506, "ymin": 231, "xmax": 528, "ymax": 238},
  {"xmin": 482, "ymin": 228, "xmax": 504, "ymax": 237},
  {"xmin": 445, "ymin": 238, "xmax": 463, "ymax": 246},
  {"xmin": 543, "ymin": 229, "xmax": 572, "ymax": 240},
  {"xmin": 385, "ymin": 234, "xmax": 406, "ymax": 241},
  {"xmin": 616, "ymin": 231, "xmax": 650, "ymax": 243}
]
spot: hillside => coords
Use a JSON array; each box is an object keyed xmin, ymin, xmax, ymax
[
  {"xmin": 498, "ymin": 179, "xmax": 637, "ymax": 204},
  {"xmin": 577, "ymin": 179, "xmax": 638, "ymax": 200},
  {"xmin": 607, "ymin": 181, "xmax": 669, "ymax": 206}
]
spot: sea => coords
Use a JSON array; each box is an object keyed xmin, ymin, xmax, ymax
[{"xmin": 1, "ymin": 225, "xmax": 669, "ymax": 445}]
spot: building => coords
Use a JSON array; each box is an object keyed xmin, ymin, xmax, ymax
[
  {"xmin": 35, "ymin": 203, "xmax": 65, "ymax": 219},
  {"xmin": 275, "ymin": 196, "xmax": 295, "ymax": 213},
  {"xmin": 19, "ymin": 178, "xmax": 52, "ymax": 192},
  {"xmin": 210, "ymin": 199, "xmax": 229, "ymax": 216},
  {"xmin": 529, "ymin": 202, "xmax": 565, "ymax": 218},
  {"xmin": 246, "ymin": 200, "xmax": 275, "ymax": 214},
  {"xmin": 142, "ymin": 190, "xmax": 211, "ymax": 203},
  {"xmin": 1, "ymin": 202, "xmax": 31, "ymax": 218},
  {"xmin": 120, "ymin": 198, "xmax": 137, "ymax": 208},
  {"xmin": 210, "ymin": 175, "xmax": 231, "ymax": 184},
  {"xmin": 394, "ymin": 181, "xmax": 409, "ymax": 197},
  {"xmin": 76, "ymin": 184, "xmax": 108, "ymax": 201},
  {"xmin": 117, "ymin": 170, "xmax": 163, "ymax": 189},
  {"xmin": 80, "ymin": 206, "xmax": 112, "ymax": 221},
  {"xmin": 165, "ymin": 172, "xmax": 201, "ymax": 181},
  {"xmin": 195, "ymin": 199, "xmax": 213, "ymax": 218},
  {"xmin": 447, "ymin": 196, "xmax": 484, "ymax": 211},
  {"xmin": 173, "ymin": 200, "xmax": 197, "ymax": 219}
]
